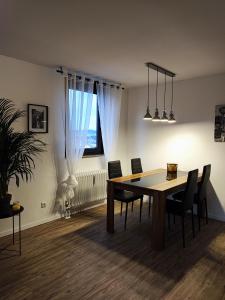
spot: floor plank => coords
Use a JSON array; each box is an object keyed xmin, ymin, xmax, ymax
[{"xmin": 0, "ymin": 203, "xmax": 225, "ymax": 300}]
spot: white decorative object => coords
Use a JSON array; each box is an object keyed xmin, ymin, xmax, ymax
[{"xmin": 64, "ymin": 200, "xmax": 71, "ymax": 219}]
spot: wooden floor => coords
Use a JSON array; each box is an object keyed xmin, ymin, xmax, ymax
[{"xmin": 0, "ymin": 203, "xmax": 225, "ymax": 300}]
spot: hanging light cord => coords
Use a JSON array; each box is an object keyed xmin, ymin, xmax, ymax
[
  {"xmin": 156, "ymin": 68, "xmax": 159, "ymax": 109},
  {"xmin": 163, "ymin": 73, "xmax": 166, "ymax": 111},
  {"xmin": 147, "ymin": 66, "xmax": 150, "ymax": 108},
  {"xmin": 171, "ymin": 77, "xmax": 174, "ymax": 111}
]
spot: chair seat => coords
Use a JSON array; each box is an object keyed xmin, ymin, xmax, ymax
[
  {"xmin": 167, "ymin": 199, "xmax": 184, "ymax": 215},
  {"xmin": 166, "ymin": 190, "xmax": 185, "ymax": 215},
  {"xmin": 168, "ymin": 190, "xmax": 185, "ymax": 201},
  {"xmin": 114, "ymin": 190, "xmax": 143, "ymax": 203}
]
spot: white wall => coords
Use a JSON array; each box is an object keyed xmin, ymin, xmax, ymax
[
  {"xmin": 0, "ymin": 55, "xmax": 128, "ymax": 236},
  {"xmin": 127, "ymin": 74, "xmax": 225, "ymax": 222},
  {"xmin": 1, "ymin": 52, "xmax": 223, "ymax": 236}
]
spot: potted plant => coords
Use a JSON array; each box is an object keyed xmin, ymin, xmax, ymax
[{"xmin": 0, "ymin": 98, "xmax": 46, "ymax": 216}]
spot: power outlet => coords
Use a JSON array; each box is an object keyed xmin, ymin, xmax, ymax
[{"xmin": 41, "ymin": 202, "xmax": 46, "ymax": 208}]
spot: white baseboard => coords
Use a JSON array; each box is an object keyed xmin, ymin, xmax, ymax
[
  {"xmin": 0, "ymin": 214, "xmax": 61, "ymax": 238},
  {"xmin": 0, "ymin": 200, "xmax": 106, "ymax": 238},
  {"xmin": 82, "ymin": 200, "xmax": 106, "ymax": 211}
]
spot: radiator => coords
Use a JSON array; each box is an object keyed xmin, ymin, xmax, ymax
[{"xmin": 71, "ymin": 169, "xmax": 107, "ymax": 209}]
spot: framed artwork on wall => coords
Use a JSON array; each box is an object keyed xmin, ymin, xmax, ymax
[
  {"xmin": 28, "ymin": 104, "xmax": 48, "ymax": 133},
  {"xmin": 214, "ymin": 105, "xmax": 225, "ymax": 142}
]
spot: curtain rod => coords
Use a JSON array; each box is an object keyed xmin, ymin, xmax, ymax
[{"xmin": 56, "ymin": 66, "xmax": 125, "ymax": 89}]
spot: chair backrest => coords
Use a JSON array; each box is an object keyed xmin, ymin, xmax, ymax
[
  {"xmin": 183, "ymin": 169, "xmax": 199, "ymax": 210},
  {"xmin": 131, "ymin": 158, "xmax": 143, "ymax": 174},
  {"xmin": 198, "ymin": 164, "xmax": 211, "ymax": 202},
  {"xmin": 108, "ymin": 160, "xmax": 123, "ymax": 179}
]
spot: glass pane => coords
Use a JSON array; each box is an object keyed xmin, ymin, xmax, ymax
[
  {"xmin": 86, "ymin": 94, "xmax": 97, "ymax": 149},
  {"xmin": 123, "ymin": 171, "xmax": 187, "ymax": 187},
  {"xmin": 68, "ymin": 90, "xmax": 98, "ymax": 149}
]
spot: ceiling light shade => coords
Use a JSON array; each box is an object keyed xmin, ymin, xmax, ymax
[
  {"xmin": 152, "ymin": 68, "xmax": 161, "ymax": 122},
  {"xmin": 161, "ymin": 110, "xmax": 168, "ymax": 122},
  {"xmin": 161, "ymin": 73, "xmax": 168, "ymax": 122},
  {"xmin": 152, "ymin": 108, "xmax": 161, "ymax": 121},
  {"xmin": 143, "ymin": 63, "xmax": 152, "ymax": 120},
  {"xmin": 168, "ymin": 110, "xmax": 176, "ymax": 123},
  {"xmin": 168, "ymin": 77, "xmax": 176, "ymax": 123},
  {"xmin": 143, "ymin": 106, "xmax": 152, "ymax": 120}
]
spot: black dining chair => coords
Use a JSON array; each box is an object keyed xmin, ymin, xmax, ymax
[
  {"xmin": 131, "ymin": 158, "xmax": 143, "ymax": 174},
  {"xmin": 194, "ymin": 164, "xmax": 211, "ymax": 230},
  {"xmin": 131, "ymin": 158, "xmax": 151, "ymax": 217},
  {"xmin": 166, "ymin": 169, "xmax": 198, "ymax": 248},
  {"xmin": 108, "ymin": 160, "xmax": 144, "ymax": 230}
]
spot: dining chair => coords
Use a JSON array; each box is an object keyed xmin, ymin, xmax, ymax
[
  {"xmin": 131, "ymin": 158, "xmax": 143, "ymax": 174},
  {"xmin": 166, "ymin": 169, "xmax": 198, "ymax": 248},
  {"xmin": 194, "ymin": 164, "xmax": 211, "ymax": 230},
  {"xmin": 131, "ymin": 158, "xmax": 151, "ymax": 218},
  {"xmin": 108, "ymin": 160, "xmax": 144, "ymax": 230}
]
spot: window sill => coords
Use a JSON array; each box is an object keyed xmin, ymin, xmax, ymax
[{"xmin": 82, "ymin": 154, "xmax": 105, "ymax": 159}]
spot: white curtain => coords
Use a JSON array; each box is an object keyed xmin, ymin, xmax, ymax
[
  {"xmin": 54, "ymin": 76, "xmax": 122, "ymax": 214},
  {"xmin": 97, "ymin": 82, "xmax": 122, "ymax": 162},
  {"xmin": 66, "ymin": 75, "xmax": 94, "ymax": 183},
  {"xmin": 56, "ymin": 74, "xmax": 94, "ymax": 208}
]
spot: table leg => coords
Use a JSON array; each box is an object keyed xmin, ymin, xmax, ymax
[
  {"xmin": 19, "ymin": 212, "xmax": 21, "ymax": 256},
  {"xmin": 13, "ymin": 215, "xmax": 15, "ymax": 245},
  {"xmin": 152, "ymin": 191, "xmax": 166, "ymax": 250},
  {"xmin": 107, "ymin": 181, "xmax": 115, "ymax": 233}
]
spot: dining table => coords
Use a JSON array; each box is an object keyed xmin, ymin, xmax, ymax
[{"xmin": 106, "ymin": 168, "xmax": 201, "ymax": 251}]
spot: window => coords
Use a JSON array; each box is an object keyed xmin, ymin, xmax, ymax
[
  {"xmin": 83, "ymin": 92, "xmax": 104, "ymax": 156},
  {"xmin": 68, "ymin": 88, "xmax": 104, "ymax": 157}
]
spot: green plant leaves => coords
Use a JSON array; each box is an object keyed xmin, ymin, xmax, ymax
[{"xmin": 0, "ymin": 98, "xmax": 46, "ymax": 198}]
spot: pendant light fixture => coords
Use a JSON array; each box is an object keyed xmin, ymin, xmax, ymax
[
  {"xmin": 152, "ymin": 68, "xmax": 161, "ymax": 122},
  {"xmin": 142, "ymin": 62, "xmax": 176, "ymax": 124},
  {"xmin": 143, "ymin": 63, "xmax": 152, "ymax": 120},
  {"xmin": 168, "ymin": 76, "xmax": 176, "ymax": 123},
  {"xmin": 161, "ymin": 73, "xmax": 168, "ymax": 122}
]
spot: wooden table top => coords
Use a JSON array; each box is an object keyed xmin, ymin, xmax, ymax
[{"xmin": 108, "ymin": 168, "xmax": 201, "ymax": 192}]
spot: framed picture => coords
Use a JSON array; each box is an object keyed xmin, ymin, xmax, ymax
[
  {"xmin": 214, "ymin": 105, "xmax": 225, "ymax": 142},
  {"xmin": 28, "ymin": 104, "xmax": 48, "ymax": 133}
]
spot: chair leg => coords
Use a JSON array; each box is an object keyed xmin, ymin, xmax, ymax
[
  {"xmin": 168, "ymin": 213, "xmax": 171, "ymax": 231},
  {"xmin": 124, "ymin": 202, "xmax": 128, "ymax": 230},
  {"xmin": 205, "ymin": 198, "xmax": 208, "ymax": 224},
  {"xmin": 139, "ymin": 198, "xmax": 143, "ymax": 223},
  {"xmin": 148, "ymin": 196, "xmax": 151, "ymax": 217},
  {"xmin": 181, "ymin": 215, "xmax": 185, "ymax": 248},
  {"xmin": 120, "ymin": 202, "xmax": 123, "ymax": 216},
  {"xmin": 131, "ymin": 201, "xmax": 134, "ymax": 212},
  {"xmin": 191, "ymin": 208, "xmax": 195, "ymax": 238},
  {"xmin": 173, "ymin": 214, "xmax": 176, "ymax": 225}
]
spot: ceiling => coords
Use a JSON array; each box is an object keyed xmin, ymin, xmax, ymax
[{"xmin": 1, "ymin": 0, "xmax": 225, "ymax": 86}]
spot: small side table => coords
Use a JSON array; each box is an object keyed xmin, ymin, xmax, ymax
[{"xmin": 0, "ymin": 205, "xmax": 24, "ymax": 256}]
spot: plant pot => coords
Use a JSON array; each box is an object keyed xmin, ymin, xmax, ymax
[{"xmin": 0, "ymin": 194, "xmax": 12, "ymax": 216}]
